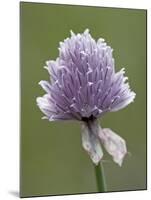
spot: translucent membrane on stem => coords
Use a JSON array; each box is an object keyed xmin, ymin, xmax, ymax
[{"xmin": 81, "ymin": 119, "xmax": 127, "ymax": 166}]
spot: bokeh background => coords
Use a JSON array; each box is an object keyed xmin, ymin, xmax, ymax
[{"xmin": 20, "ymin": 2, "xmax": 147, "ymax": 197}]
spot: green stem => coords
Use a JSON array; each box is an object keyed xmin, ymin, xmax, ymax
[{"xmin": 94, "ymin": 162, "xmax": 107, "ymax": 192}]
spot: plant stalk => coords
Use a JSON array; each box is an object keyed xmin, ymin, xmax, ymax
[{"xmin": 94, "ymin": 162, "xmax": 107, "ymax": 192}]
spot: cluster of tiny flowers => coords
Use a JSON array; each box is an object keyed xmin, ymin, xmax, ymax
[{"xmin": 37, "ymin": 29, "xmax": 136, "ymax": 166}]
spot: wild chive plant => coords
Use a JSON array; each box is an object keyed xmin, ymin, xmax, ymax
[{"xmin": 37, "ymin": 29, "xmax": 136, "ymax": 192}]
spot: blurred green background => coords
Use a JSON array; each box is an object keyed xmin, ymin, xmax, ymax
[{"xmin": 20, "ymin": 2, "xmax": 147, "ymax": 197}]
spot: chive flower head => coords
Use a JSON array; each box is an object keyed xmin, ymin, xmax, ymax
[{"xmin": 37, "ymin": 29, "xmax": 136, "ymax": 166}]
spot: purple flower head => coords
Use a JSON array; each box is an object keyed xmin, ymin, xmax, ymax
[{"xmin": 37, "ymin": 29, "xmax": 136, "ymax": 166}]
